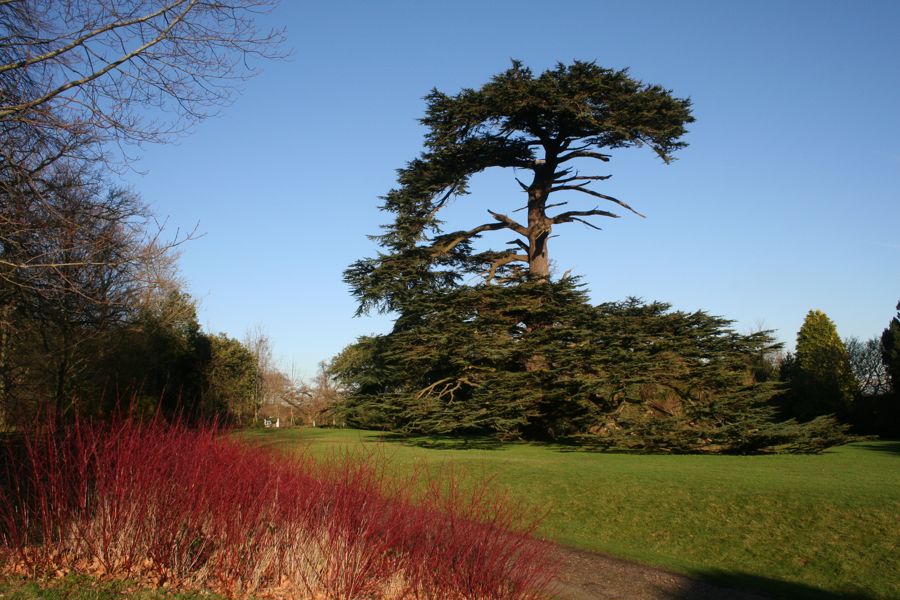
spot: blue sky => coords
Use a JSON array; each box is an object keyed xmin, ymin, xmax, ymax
[{"xmin": 122, "ymin": 0, "xmax": 900, "ymax": 378}]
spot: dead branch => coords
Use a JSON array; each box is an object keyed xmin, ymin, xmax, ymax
[
  {"xmin": 430, "ymin": 221, "xmax": 507, "ymax": 256},
  {"xmin": 506, "ymin": 238, "xmax": 529, "ymax": 253},
  {"xmin": 558, "ymin": 150, "xmax": 611, "ymax": 163},
  {"xmin": 485, "ymin": 253, "xmax": 528, "ymax": 283},
  {"xmin": 550, "ymin": 185, "xmax": 645, "ymax": 217},
  {"xmin": 551, "ymin": 207, "xmax": 620, "ymax": 226},
  {"xmin": 487, "ymin": 209, "xmax": 528, "ymax": 236},
  {"xmin": 554, "ymin": 173, "xmax": 612, "ymax": 184}
]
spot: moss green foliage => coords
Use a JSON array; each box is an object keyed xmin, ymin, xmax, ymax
[
  {"xmin": 202, "ymin": 333, "xmax": 258, "ymax": 424},
  {"xmin": 333, "ymin": 279, "xmax": 846, "ymax": 452},
  {"xmin": 246, "ymin": 428, "xmax": 900, "ymax": 600},
  {"xmin": 784, "ymin": 310, "xmax": 858, "ymax": 421},
  {"xmin": 1, "ymin": 264, "xmax": 262, "ymax": 427}
]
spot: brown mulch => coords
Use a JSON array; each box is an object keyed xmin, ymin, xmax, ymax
[{"xmin": 551, "ymin": 545, "xmax": 771, "ymax": 600}]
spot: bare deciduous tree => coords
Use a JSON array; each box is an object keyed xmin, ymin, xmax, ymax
[
  {"xmin": 257, "ymin": 362, "xmax": 343, "ymax": 427},
  {"xmin": 1, "ymin": 0, "xmax": 283, "ymax": 284},
  {"xmin": 243, "ymin": 325, "xmax": 274, "ymax": 421},
  {"xmin": 0, "ymin": 1, "xmax": 283, "ymax": 425},
  {"xmin": 0, "ymin": 164, "xmax": 166, "ymax": 422},
  {"xmin": 1, "ymin": 0, "xmax": 284, "ymax": 154},
  {"xmin": 845, "ymin": 336, "xmax": 891, "ymax": 397}
]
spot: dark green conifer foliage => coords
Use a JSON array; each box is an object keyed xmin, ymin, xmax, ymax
[
  {"xmin": 333, "ymin": 279, "xmax": 845, "ymax": 452},
  {"xmin": 882, "ymin": 301, "xmax": 900, "ymax": 393},
  {"xmin": 338, "ymin": 62, "xmax": 846, "ymax": 453},
  {"xmin": 344, "ymin": 61, "xmax": 694, "ymax": 315}
]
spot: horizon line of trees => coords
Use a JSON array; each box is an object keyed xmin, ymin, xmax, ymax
[
  {"xmin": 0, "ymin": 239, "xmax": 342, "ymax": 429},
  {"xmin": 775, "ymin": 303, "xmax": 900, "ymax": 438}
]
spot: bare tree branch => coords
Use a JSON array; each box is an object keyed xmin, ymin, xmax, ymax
[
  {"xmin": 485, "ymin": 252, "xmax": 528, "ymax": 283},
  {"xmin": 428, "ymin": 209, "xmax": 529, "ymax": 258},
  {"xmin": 1, "ymin": 0, "xmax": 281, "ymax": 296},
  {"xmin": 506, "ymin": 238, "xmax": 529, "ymax": 253},
  {"xmin": 551, "ymin": 207, "xmax": 620, "ymax": 226},
  {"xmin": 0, "ymin": 0, "xmax": 285, "ymax": 152},
  {"xmin": 558, "ymin": 150, "xmax": 611, "ymax": 163},
  {"xmin": 554, "ymin": 173, "xmax": 612, "ymax": 184},
  {"xmin": 0, "ymin": 1, "xmax": 191, "ymax": 78},
  {"xmin": 430, "ymin": 221, "xmax": 507, "ymax": 255},
  {"xmin": 550, "ymin": 185, "xmax": 645, "ymax": 217},
  {"xmin": 487, "ymin": 209, "xmax": 528, "ymax": 236},
  {"xmin": 569, "ymin": 217, "xmax": 603, "ymax": 230}
]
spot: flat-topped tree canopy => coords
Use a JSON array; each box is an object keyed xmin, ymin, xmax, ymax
[{"xmin": 346, "ymin": 60, "xmax": 693, "ymax": 315}]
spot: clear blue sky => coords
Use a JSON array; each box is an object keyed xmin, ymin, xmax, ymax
[{"xmin": 122, "ymin": 0, "xmax": 900, "ymax": 379}]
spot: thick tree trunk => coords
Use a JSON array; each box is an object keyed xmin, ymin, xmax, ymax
[{"xmin": 527, "ymin": 162, "xmax": 554, "ymax": 279}]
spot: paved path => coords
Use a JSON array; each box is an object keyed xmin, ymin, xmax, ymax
[{"xmin": 552, "ymin": 546, "xmax": 770, "ymax": 600}]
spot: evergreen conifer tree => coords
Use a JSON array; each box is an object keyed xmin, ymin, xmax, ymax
[
  {"xmin": 336, "ymin": 62, "xmax": 847, "ymax": 453},
  {"xmin": 791, "ymin": 310, "xmax": 858, "ymax": 420},
  {"xmin": 344, "ymin": 61, "xmax": 693, "ymax": 316},
  {"xmin": 881, "ymin": 301, "xmax": 900, "ymax": 394},
  {"xmin": 333, "ymin": 280, "xmax": 846, "ymax": 452}
]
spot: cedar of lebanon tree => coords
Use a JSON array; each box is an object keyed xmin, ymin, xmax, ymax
[
  {"xmin": 346, "ymin": 61, "xmax": 693, "ymax": 313},
  {"xmin": 337, "ymin": 61, "xmax": 850, "ymax": 451}
]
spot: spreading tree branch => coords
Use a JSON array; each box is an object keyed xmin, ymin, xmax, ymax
[
  {"xmin": 551, "ymin": 185, "xmax": 645, "ymax": 217},
  {"xmin": 569, "ymin": 217, "xmax": 602, "ymax": 230},
  {"xmin": 487, "ymin": 210, "xmax": 528, "ymax": 236},
  {"xmin": 430, "ymin": 222, "xmax": 507, "ymax": 255},
  {"xmin": 551, "ymin": 207, "xmax": 620, "ymax": 226},
  {"xmin": 0, "ymin": 1, "xmax": 200, "ymax": 119},
  {"xmin": 506, "ymin": 238, "xmax": 529, "ymax": 253},
  {"xmin": 554, "ymin": 173, "xmax": 612, "ymax": 184},
  {"xmin": 558, "ymin": 150, "xmax": 611, "ymax": 163},
  {"xmin": 485, "ymin": 253, "xmax": 528, "ymax": 283},
  {"xmin": 0, "ymin": 0, "xmax": 190, "ymax": 77}
]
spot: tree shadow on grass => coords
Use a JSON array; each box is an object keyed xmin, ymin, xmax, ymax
[
  {"xmin": 677, "ymin": 570, "xmax": 881, "ymax": 600},
  {"xmin": 366, "ymin": 432, "xmax": 508, "ymax": 450},
  {"xmin": 849, "ymin": 440, "xmax": 900, "ymax": 456},
  {"xmin": 365, "ymin": 432, "xmax": 620, "ymax": 453},
  {"xmin": 353, "ymin": 432, "xmax": 900, "ymax": 459}
]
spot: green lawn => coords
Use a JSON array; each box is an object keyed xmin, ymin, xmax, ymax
[
  {"xmin": 243, "ymin": 428, "xmax": 900, "ymax": 600},
  {"xmin": 0, "ymin": 575, "xmax": 220, "ymax": 600}
]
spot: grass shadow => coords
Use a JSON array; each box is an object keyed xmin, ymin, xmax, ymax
[
  {"xmin": 682, "ymin": 570, "xmax": 882, "ymax": 600},
  {"xmin": 367, "ymin": 431, "xmax": 507, "ymax": 450},
  {"xmin": 849, "ymin": 440, "xmax": 900, "ymax": 456},
  {"xmin": 361, "ymin": 431, "xmax": 670, "ymax": 454},
  {"xmin": 367, "ymin": 431, "xmax": 587, "ymax": 452}
]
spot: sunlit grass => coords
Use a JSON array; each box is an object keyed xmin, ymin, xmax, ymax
[{"xmin": 244, "ymin": 428, "xmax": 900, "ymax": 600}]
